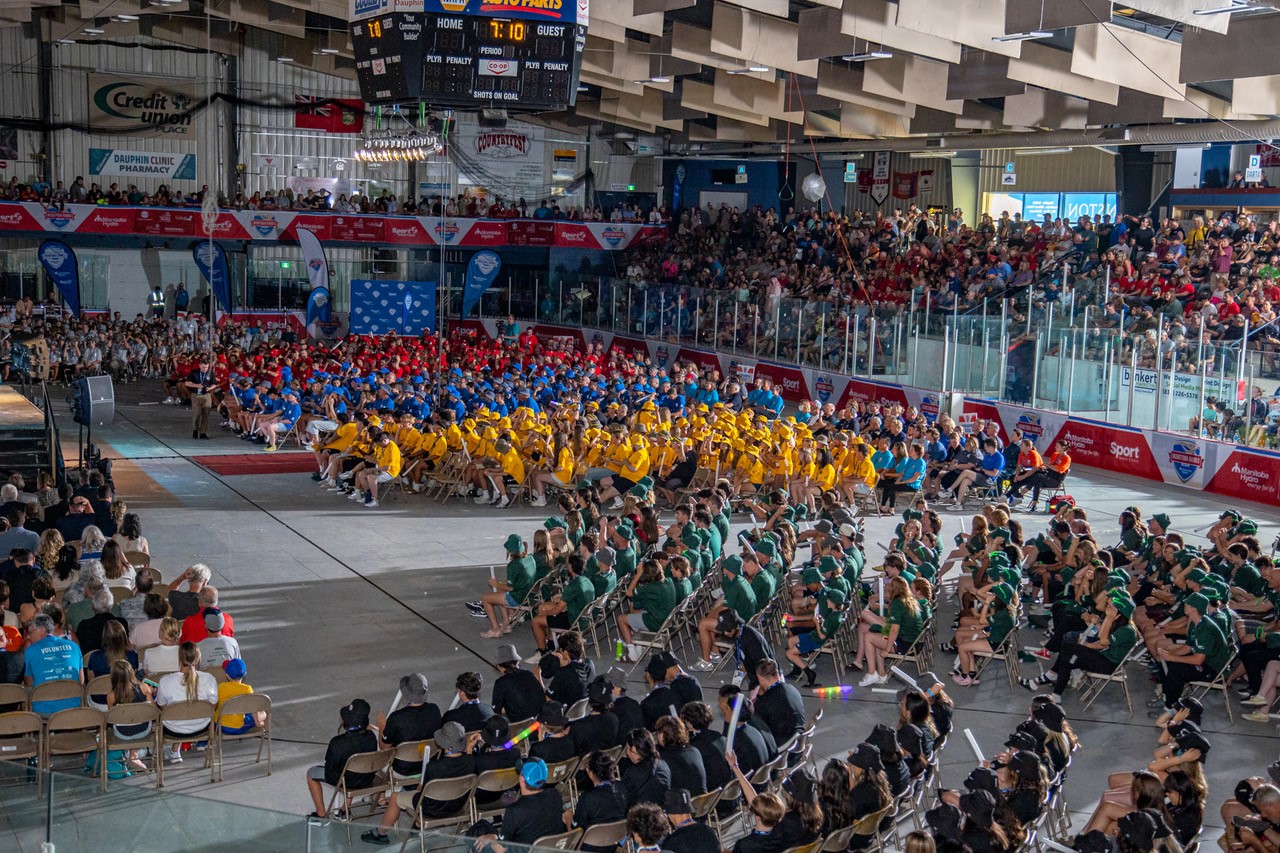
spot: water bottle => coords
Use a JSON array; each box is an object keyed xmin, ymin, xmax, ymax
[{"xmin": 616, "ymin": 640, "xmax": 625, "ymax": 660}]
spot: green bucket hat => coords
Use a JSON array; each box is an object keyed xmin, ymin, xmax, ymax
[
  {"xmin": 992, "ymin": 582, "xmax": 1016, "ymax": 605},
  {"xmin": 1183, "ymin": 592, "xmax": 1210, "ymax": 614},
  {"xmin": 543, "ymin": 517, "xmax": 568, "ymax": 531},
  {"xmin": 722, "ymin": 555, "xmax": 744, "ymax": 576},
  {"xmin": 1110, "ymin": 594, "xmax": 1135, "ymax": 619},
  {"xmin": 1185, "ymin": 568, "xmax": 1208, "ymax": 585},
  {"xmin": 681, "ymin": 526, "xmax": 702, "ymax": 549},
  {"xmin": 802, "ymin": 567, "xmax": 823, "ymax": 585},
  {"xmin": 823, "ymin": 588, "xmax": 847, "ymax": 607},
  {"xmin": 819, "ymin": 556, "xmax": 840, "ymax": 574},
  {"xmin": 504, "ymin": 534, "xmax": 524, "ymax": 554},
  {"xmin": 989, "ymin": 527, "xmax": 1011, "ymax": 542},
  {"xmin": 753, "ymin": 538, "xmax": 777, "ymax": 558},
  {"xmin": 1150, "ymin": 513, "xmax": 1171, "ymax": 531}
]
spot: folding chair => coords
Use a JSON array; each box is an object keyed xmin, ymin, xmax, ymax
[
  {"xmin": 973, "ymin": 629, "xmax": 1021, "ymax": 689},
  {"xmin": 0, "ymin": 683, "xmax": 30, "ymax": 711},
  {"xmin": 782, "ymin": 842, "xmax": 822, "ymax": 853},
  {"xmin": 43, "ymin": 706, "xmax": 105, "ymax": 781},
  {"xmin": 137, "ymin": 566, "xmax": 163, "ymax": 587},
  {"xmin": 545, "ymin": 755, "xmax": 581, "ymax": 802},
  {"xmin": 124, "ymin": 551, "xmax": 151, "ymax": 567},
  {"xmin": 387, "ymin": 739, "xmax": 431, "ymax": 789},
  {"xmin": 325, "ymin": 750, "xmax": 395, "ymax": 844},
  {"xmin": 398, "ymin": 773, "xmax": 477, "ymax": 850},
  {"xmin": 624, "ymin": 602, "xmax": 685, "ymax": 679},
  {"xmin": 1078, "ymin": 645, "xmax": 1141, "ymax": 717},
  {"xmin": 0, "ymin": 710, "xmax": 43, "ymax": 791},
  {"xmin": 822, "ymin": 826, "xmax": 859, "ymax": 853},
  {"xmin": 579, "ymin": 820, "xmax": 628, "ymax": 851},
  {"xmin": 157, "ymin": 700, "xmax": 218, "ymax": 786},
  {"xmin": 471, "ymin": 766, "xmax": 520, "ymax": 822},
  {"xmin": 1188, "ymin": 658, "xmax": 1236, "ymax": 723},
  {"xmin": 566, "ymin": 698, "xmax": 590, "ymax": 721},
  {"xmin": 104, "ymin": 702, "xmax": 162, "ymax": 789},
  {"xmin": 214, "ymin": 692, "xmax": 272, "ymax": 781},
  {"xmin": 84, "ymin": 674, "xmax": 114, "ymax": 710},
  {"xmin": 885, "ymin": 622, "xmax": 934, "ymax": 676},
  {"xmin": 29, "ymin": 679, "xmax": 85, "ymax": 715},
  {"xmin": 531, "ymin": 828, "xmax": 583, "ymax": 850},
  {"xmin": 673, "ymin": 467, "xmax": 712, "ymax": 505}
]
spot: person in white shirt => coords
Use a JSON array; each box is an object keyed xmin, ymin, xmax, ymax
[
  {"xmin": 129, "ymin": 593, "xmax": 171, "ymax": 652},
  {"xmin": 196, "ymin": 610, "xmax": 241, "ymax": 668},
  {"xmin": 154, "ymin": 642, "xmax": 219, "ymax": 764},
  {"xmin": 142, "ymin": 617, "xmax": 182, "ymax": 677}
]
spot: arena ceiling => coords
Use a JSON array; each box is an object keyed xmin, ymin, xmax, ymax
[{"xmin": 23, "ymin": 0, "xmax": 1280, "ymax": 149}]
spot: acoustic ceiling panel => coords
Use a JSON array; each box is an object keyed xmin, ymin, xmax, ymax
[
  {"xmin": 1123, "ymin": 0, "xmax": 1232, "ymax": 35},
  {"xmin": 1004, "ymin": 0, "xmax": 1111, "ymax": 33},
  {"xmin": 896, "ymin": 0, "xmax": 1023, "ymax": 59},
  {"xmin": 1002, "ymin": 88, "xmax": 1090, "ymax": 129},
  {"xmin": 946, "ymin": 53, "xmax": 1026, "ymax": 100},
  {"xmin": 837, "ymin": 0, "xmax": 962, "ymax": 64},
  {"xmin": 863, "ymin": 54, "xmax": 965, "ymax": 115},
  {"xmin": 815, "ymin": 62, "xmax": 916, "ymax": 117},
  {"xmin": 1232, "ymin": 75, "xmax": 1280, "ymax": 116},
  {"xmin": 1180, "ymin": 13, "xmax": 1280, "ymax": 83},
  {"xmin": 1008, "ymin": 43, "xmax": 1119, "ymax": 104},
  {"xmin": 1071, "ymin": 23, "xmax": 1184, "ymax": 99}
]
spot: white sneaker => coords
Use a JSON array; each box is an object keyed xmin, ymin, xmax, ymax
[
  {"xmin": 339, "ymin": 472, "xmax": 353, "ymax": 481},
  {"xmin": 858, "ymin": 672, "xmax": 880, "ymax": 687},
  {"xmin": 163, "ymin": 397, "xmax": 175, "ymax": 404},
  {"xmin": 1243, "ymin": 694, "xmax": 1270, "ymax": 706},
  {"xmin": 365, "ymin": 500, "xmax": 379, "ymax": 508},
  {"xmin": 412, "ymin": 483, "xmax": 425, "ymax": 493},
  {"xmin": 530, "ymin": 495, "xmax": 547, "ymax": 507},
  {"xmin": 611, "ymin": 497, "xmax": 623, "ymax": 509},
  {"xmin": 691, "ymin": 660, "xmax": 714, "ymax": 672},
  {"xmin": 348, "ymin": 491, "xmax": 362, "ymax": 500},
  {"xmin": 876, "ymin": 674, "xmax": 890, "ymax": 685},
  {"xmin": 322, "ymin": 479, "xmax": 336, "ymax": 487},
  {"xmin": 496, "ymin": 495, "xmax": 512, "ymax": 509},
  {"xmin": 474, "ymin": 493, "xmax": 492, "ymax": 505},
  {"xmin": 455, "ymin": 484, "xmax": 467, "ymax": 496}
]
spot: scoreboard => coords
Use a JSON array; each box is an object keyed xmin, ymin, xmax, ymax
[{"xmin": 351, "ymin": 0, "xmax": 588, "ymax": 110}]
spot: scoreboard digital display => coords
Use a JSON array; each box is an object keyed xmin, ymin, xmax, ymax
[{"xmin": 351, "ymin": 0, "xmax": 587, "ymax": 110}]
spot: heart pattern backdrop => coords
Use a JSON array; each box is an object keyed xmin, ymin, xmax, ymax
[{"xmin": 349, "ymin": 279, "xmax": 437, "ymax": 336}]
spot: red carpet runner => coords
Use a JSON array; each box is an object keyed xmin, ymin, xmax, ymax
[{"xmin": 193, "ymin": 453, "xmax": 316, "ymax": 476}]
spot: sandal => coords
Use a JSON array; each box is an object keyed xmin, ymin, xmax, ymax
[{"xmin": 480, "ymin": 629, "xmax": 503, "ymax": 639}]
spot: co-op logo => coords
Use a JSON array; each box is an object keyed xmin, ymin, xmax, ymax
[
  {"xmin": 601, "ymin": 226, "xmax": 625, "ymax": 247},
  {"xmin": 43, "ymin": 207, "xmax": 77, "ymax": 229},
  {"xmin": 1168, "ymin": 441, "xmax": 1204, "ymax": 483},
  {"xmin": 1015, "ymin": 412, "xmax": 1043, "ymax": 438},
  {"xmin": 814, "ymin": 375, "xmax": 834, "ymax": 402}
]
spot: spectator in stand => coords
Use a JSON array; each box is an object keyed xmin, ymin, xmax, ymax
[
  {"xmin": 307, "ymin": 698, "xmax": 379, "ymax": 820},
  {"xmin": 167, "ymin": 564, "xmax": 212, "ymax": 621}
]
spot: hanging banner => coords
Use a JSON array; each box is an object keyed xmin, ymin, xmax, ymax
[
  {"xmin": 296, "ymin": 227, "xmax": 330, "ymax": 293},
  {"xmin": 305, "ymin": 286, "xmax": 332, "ymax": 329},
  {"xmin": 87, "ymin": 73, "xmax": 200, "ymax": 138},
  {"xmin": 349, "ymin": 279, "xmax": 437, "ymax": 335},
  {"xmin": 918, "ymin": 170, "xmax": 935, "ymax": 195},
  {"xmin": 37, "ymin": 240, "xmax": 80, "ymax": 316},
  {"xmin": 192, "ymin": 241, "xmax": 233, "ymax": 315},
  {"xmin": 294, "ymin": 95, "xmax": 365, "ymax": 134},
  {"xmin": 452, "ymin": 115, "xmax": 546, "ymax": 198},
  {"xmin": 88, "ymin": 148, "xmax": 197, "ymax": 180},
  {"xmin": 462, "ymin": 250, "xmax": 503, "ymax": 317},
  {"xmin": 870, "ymin": 152, "xmax": 890, "ymax": 205},
  {"xmin": 892, "ymin": 170, "xmax": 919, "ymax": 200}
]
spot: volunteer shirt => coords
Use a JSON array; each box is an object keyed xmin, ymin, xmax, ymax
[
  {"xmin": 24, "ymin": 635, "xmax": 83, "ymax": 714},
  {"xmin": 634, "ymin": 578, "xmax": 677, "ymax": 632}
]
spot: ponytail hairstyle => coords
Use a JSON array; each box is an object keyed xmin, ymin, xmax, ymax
[{"xmin": 178, "ymin": 642, "xmax": 202, "ymax": 702}]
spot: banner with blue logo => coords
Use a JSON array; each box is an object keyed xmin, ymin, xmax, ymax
[
  {"xmin": 306, "ymin": 286, "xmax": 332, "ymax": 328},
  {"xmin": 350, "ymin": 280, "xmax": 436, "ymax": 336},
  {"xmin": 462, "ymin": 250, "xmax": 502, "ymax": 318},
  {"xmin": 191, "ymin": 241, "xmax": 232, "ymax": 315},
  {"xmin": 37, "ymin": 240, "xmax": 81, "ymax": 316}
]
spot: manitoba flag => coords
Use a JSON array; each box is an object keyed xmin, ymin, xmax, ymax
[{"xmin": 294, "ymin": 96, "xmax": 365, "ymax": 134}]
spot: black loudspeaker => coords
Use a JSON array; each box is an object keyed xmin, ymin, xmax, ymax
[{"xmin": 72, "ymin": 375, "xmax": 115, "ymax": 427}]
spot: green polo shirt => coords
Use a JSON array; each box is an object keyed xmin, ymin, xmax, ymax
[
  {"xmin": 1103, "ymin": 623, "xmax": 1138, "ymax": 666},
  {"xmin": 749, "ymin": 569, "xmax": 777, "ymax": 609},
  {"xmin": 507, "ymin": 556, "xmax": 537, "ymax": 604},
  {"xmin": 722, "ymin": 575, "xmax": 758, "ymax": 621},
  {"xmin": 614, "ymin": 545, "xmax": 638, "ymax": 580},
  {"xmin": 634, "ymin": 578, "xmax": 677, "ymax": 632},
  {"xmin": 562, "ymin": 575, "xmax": 596, "ymax": 624},
  {"xmin": 888, "ymin": 598, "xmax": 925, "ymax": 645},
  {"xmin": 1190, "ymin": 617, "xmax": 1231, "ymax": 674}
]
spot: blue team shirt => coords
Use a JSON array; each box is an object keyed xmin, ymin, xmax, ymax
[{"xmin": 24, "ymin": 635, "xmax": 83, "ymax": 715}]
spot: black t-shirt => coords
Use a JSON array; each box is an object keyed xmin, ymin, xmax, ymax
[
  {"xmin": 848, "ymin": 778, "xmax": 886, "ymax": 822},
  {"xmin": 382, "ymin": 703, "xmax": 442, "ymax": 775},
  {"xmin": 883, "ymin": 758, "xmax": 910, "ymax": 797},
  {"xmin": 614, "ymin": 695, "xmax": 645, "ymax": 735},
  {"xmin": 574, "ymin": 781, "xmax": 630, "ymax": 849},
  {"xmin": 548, "ymin": 659, "xmax": 595, "ymax": 706},
  {"xmin": 660, "ymin": 744, "xmax": 707, "ymax": 796},
  {"xmin": 689, "ymin": 729, "xmax": 732, "ymax": 790},
  {"xmin": 962, "ymin": 827, "xmax": 1007, "ymax": 853},
  {"xmin": 571, "ymin": 712, "xmax": 619, "ymax": 755},
  {"xmin": 416, "ymin": 752, "xmax": 476, "ymax": 817},
  {"xmin": 75, "ymin": 612, "xmax": 129, "ymax": 655},
  {"xmin": 733, "ymin": 829, "xmax": 786, "ymax": 853},
  {"xmin": 1, "ymin": 564, "xmax": 40, "ymax": 610},
  {"xmin": 621, "ymin": 757, "xmax": 671, "ymax": 806},
  {"xmin": 737, "ymin": 627, "xmax": 776, "ymax": 689},
  {"xmin": 500, "ymin": 787, "xmax": 566, "ymax": 845},
  {"xmin": 323, "ymin": 728, "xmax": 379, "ymax": 787},
  {"xmin": 442, "ymin": 700, "xmax": 495, "ymax": 733},
  {"xmin": 754, "ymin": 682, "xmax": 805, "ymax": 746},
  {"xmin": 492, "ymin": 669, "xmax": 546, "ymax": 722},
  {"xmin": 773, "ymin": 810, "xmax": 819, "ymax": 849},
  {"xmin": 1006, "ymin": 788, "xmax": 1043, "ymax": 824},
  {"xmin": 728, "ymin": 721, "xmax": 772, "ymax": 775},
  {"xmin": 168, "ymin": 590, "xmax": 200, "ymax": 622},
  {"xmin": 931, "ymin": 702, "xmax": 954, "ymax": 739},
  {"xmin": 530, "ymin": 732, "xmax": 578, "ymax": 765},
  {"xmin": 641, "ymin": 685, "xmax": 679, "ymax": 730},
  {"xmin": 669, "ymin": 673, "xmax": 703, "ymax": 708},
  {"xmin": 665, "ymin": 820, "xmax": 721, "ymax": 853}
]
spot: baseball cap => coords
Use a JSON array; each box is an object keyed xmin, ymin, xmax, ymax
[
  {"xmin": 665, "ymin": 789, "xmax": 694, "ymax": 814},
  {"xmin": 340, "ymin": 698, "xmax": 371, "ymax": 731},
  {"xmin": 223, "ymin": 658, "xmax": 247, "ymax": 679},
  {"xmin": 716, "ymin": 609, "xmax": 744, "ymax": 633},
  {"xmin": 521, "ymin": 757, "xmax": 549, "ymax": 788}
]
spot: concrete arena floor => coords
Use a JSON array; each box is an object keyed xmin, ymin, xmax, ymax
[{"xmin": 39, "ymin": 378, "xmax": 1280, "ymax": 840}]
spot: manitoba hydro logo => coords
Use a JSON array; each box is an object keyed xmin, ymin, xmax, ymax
[
  {"xmin": 92, "ymin": 80, "xmax": 194, "ymax": 134},
  {"xmin": 1167, "ymin": 441, "xmax": 1204, "ymax": 483}
]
